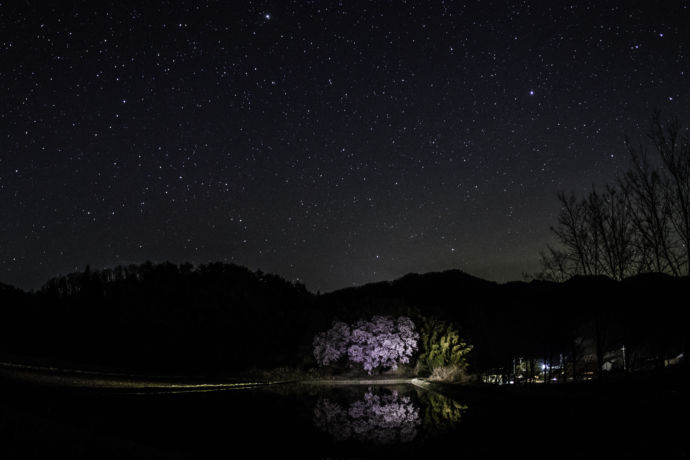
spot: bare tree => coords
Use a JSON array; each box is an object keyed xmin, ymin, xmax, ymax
[
  {"xmin": 648, "ymin": 111, "xmax": 690, "ymax": 274},
  {"xmin": 550, "ymin": 191, "xmax": 597, "ymax": 276},
  {"xmin": 585, "ymin": 186, "xmax": 637, "ymax": 280},
  {"xmin": 541, "ymin": 187, "xmax": 636, "ymax": 281},
  {"xmin": 541, "ymin": 112, "xmax": 689, "ymax": 279},
  {"xmin": 621, "ymin": 137, "xmax": 681, "ymax": 275},
  {"xmin": 537, "ymin": 245, "xmax": 573, "ymax": 282}
]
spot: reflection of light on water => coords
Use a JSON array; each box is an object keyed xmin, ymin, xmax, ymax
[
  {"xmin": 421, "ymin": 391, "xmax": 467, "ymax": 431},
  {"xmin": 313, "ymin": 390, "xmax": 421, "ymax": 444},
  {"xmin": 313, "ymin": 388, "xmax": 468, "ymax": 444}
]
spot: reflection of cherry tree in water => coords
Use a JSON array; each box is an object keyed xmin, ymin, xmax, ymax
[{"xmin": 313, "ymin": 390, "xmax": 421, "ymax": 444}]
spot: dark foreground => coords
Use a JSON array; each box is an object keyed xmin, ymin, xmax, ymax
[{"xmin": 1, "ymin": 370, "xmax": 689, "ymax": 459}]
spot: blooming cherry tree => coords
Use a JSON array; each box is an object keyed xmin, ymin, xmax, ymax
[
  {"xmin": 313, "ymin": 321, "xmax": 351, "ymax": 366},
  {"xmin": 313, "ymin": 316, "xmax": 419, "ymax": 374}
]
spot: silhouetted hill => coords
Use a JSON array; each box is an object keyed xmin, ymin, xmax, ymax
[
  {"xmin": 321, "ymin": 269, "xmax": 496, "ymax": 319},
  {"xmin": 0, "ymin": 281, "xmax": 25, "ymax": 300},
  {"xmin": 0, "ymin": 264, "xmax": 687, "ymax": 377},
  {"xmin": 1, "ymin": 262, "xmax": 316, "ymax": 373},
  {"xmin": 321, "ymin": 270, "xmax": 688, "ymax": 376}
]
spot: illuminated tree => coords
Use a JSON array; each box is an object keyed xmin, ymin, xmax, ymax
[
  {"xmin": 313, "ymin": 316, "xmax": 419, "ymax": 374},
  {"xmin": 418, "ymin": 318, "xmax": 473, "ymax": 381},
  {"xmin": 348, "ymin": 316, "xmax": 419, "ymax": 374},
  {"xmin": 313, "ymin": 321, "xmax": 350, "ymax": 366}
]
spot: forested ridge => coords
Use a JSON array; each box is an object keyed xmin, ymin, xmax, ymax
[{"xmin": 0, "ymin": 263, "xmax": 687, "ymax": 379}]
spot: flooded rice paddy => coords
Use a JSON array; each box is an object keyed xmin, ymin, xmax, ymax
[{"xmin": 1, "ymin": 377, "xmax": 688, "ymax": 458}]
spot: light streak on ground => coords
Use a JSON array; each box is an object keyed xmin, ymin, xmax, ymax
[
  {"xmin": 301, "ymin": 378, "xmax": 415, "ymax": 385},
  {"xmin": 1, "ymin": 361, "xmax": 434, "ymax": 394},
  {"xmin": 0, "ymin": 360, "xmax": 275, "ymax": 392}
]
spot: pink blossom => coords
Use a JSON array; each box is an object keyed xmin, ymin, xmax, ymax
[{"xmin": 313, "ymin": 316, "xmax": 419, "ymax": 374}]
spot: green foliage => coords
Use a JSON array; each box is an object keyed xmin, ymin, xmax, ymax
[
  {"xmin": 421, "ymin": 391, "xmax": 467, "ymax": 430},
  {"xmin": 418, "ymin": 318, "xmax": 473, "ymax": 374}
]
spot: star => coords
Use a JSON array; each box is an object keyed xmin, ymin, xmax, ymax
[{"xmin": 1, "ymin": 1, "xmax": 687, "ymax": 292}]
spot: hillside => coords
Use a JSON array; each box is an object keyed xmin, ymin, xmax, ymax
[{"xmin": 1, "ymin": 264, "xmax": 688, "ymax": 378}]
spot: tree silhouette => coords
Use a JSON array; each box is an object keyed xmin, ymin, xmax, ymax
[{"xmin": 541, "ymin": 112, "xmax": 690, "ymax": 280}]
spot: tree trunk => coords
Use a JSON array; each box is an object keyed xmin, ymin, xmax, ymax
[
  {"xmin": 595, "ymin": 319, "xmax": 605, "ymax": 383},
  {"xmin": 529, "ymin": 359, "xmax": 535, "ymax": 384},
  {"xmin": 571, "ymin": 340, "xmax": 578, "ymax": 383},
  {"xmin": 656, "ymin": 343, "xmax": 665, "ymax": 375}
]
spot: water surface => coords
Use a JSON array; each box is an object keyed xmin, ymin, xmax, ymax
[{"xmin": 1, "ymin": 379, "xmax": 687, "ymax": 458}]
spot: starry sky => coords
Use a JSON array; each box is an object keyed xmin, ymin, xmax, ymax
[{"xmin": 1, "ymin": 1, "xmax": 689, "ymax": 292}]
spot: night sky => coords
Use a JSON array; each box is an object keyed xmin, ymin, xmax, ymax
[{"xmin": 2, "ymin": 1, "xmax": 689, "ymax": 292}]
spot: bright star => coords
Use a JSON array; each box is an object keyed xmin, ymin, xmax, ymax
[{"xmin": 529, "ymin": 90, "xmax": 534, "ymax": 96}]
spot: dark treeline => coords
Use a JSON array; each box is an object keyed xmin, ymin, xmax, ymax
[
  {"xmin": 0, "ymin": 263, "xmax": 687, "ymax": 380},
  {"xmin": 540, "ymin": 112, "xmax": 690, "ymax": 281},
  {"xmin": 0, "ymin": 262, "xmax": 318, "ymax": 374}
]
